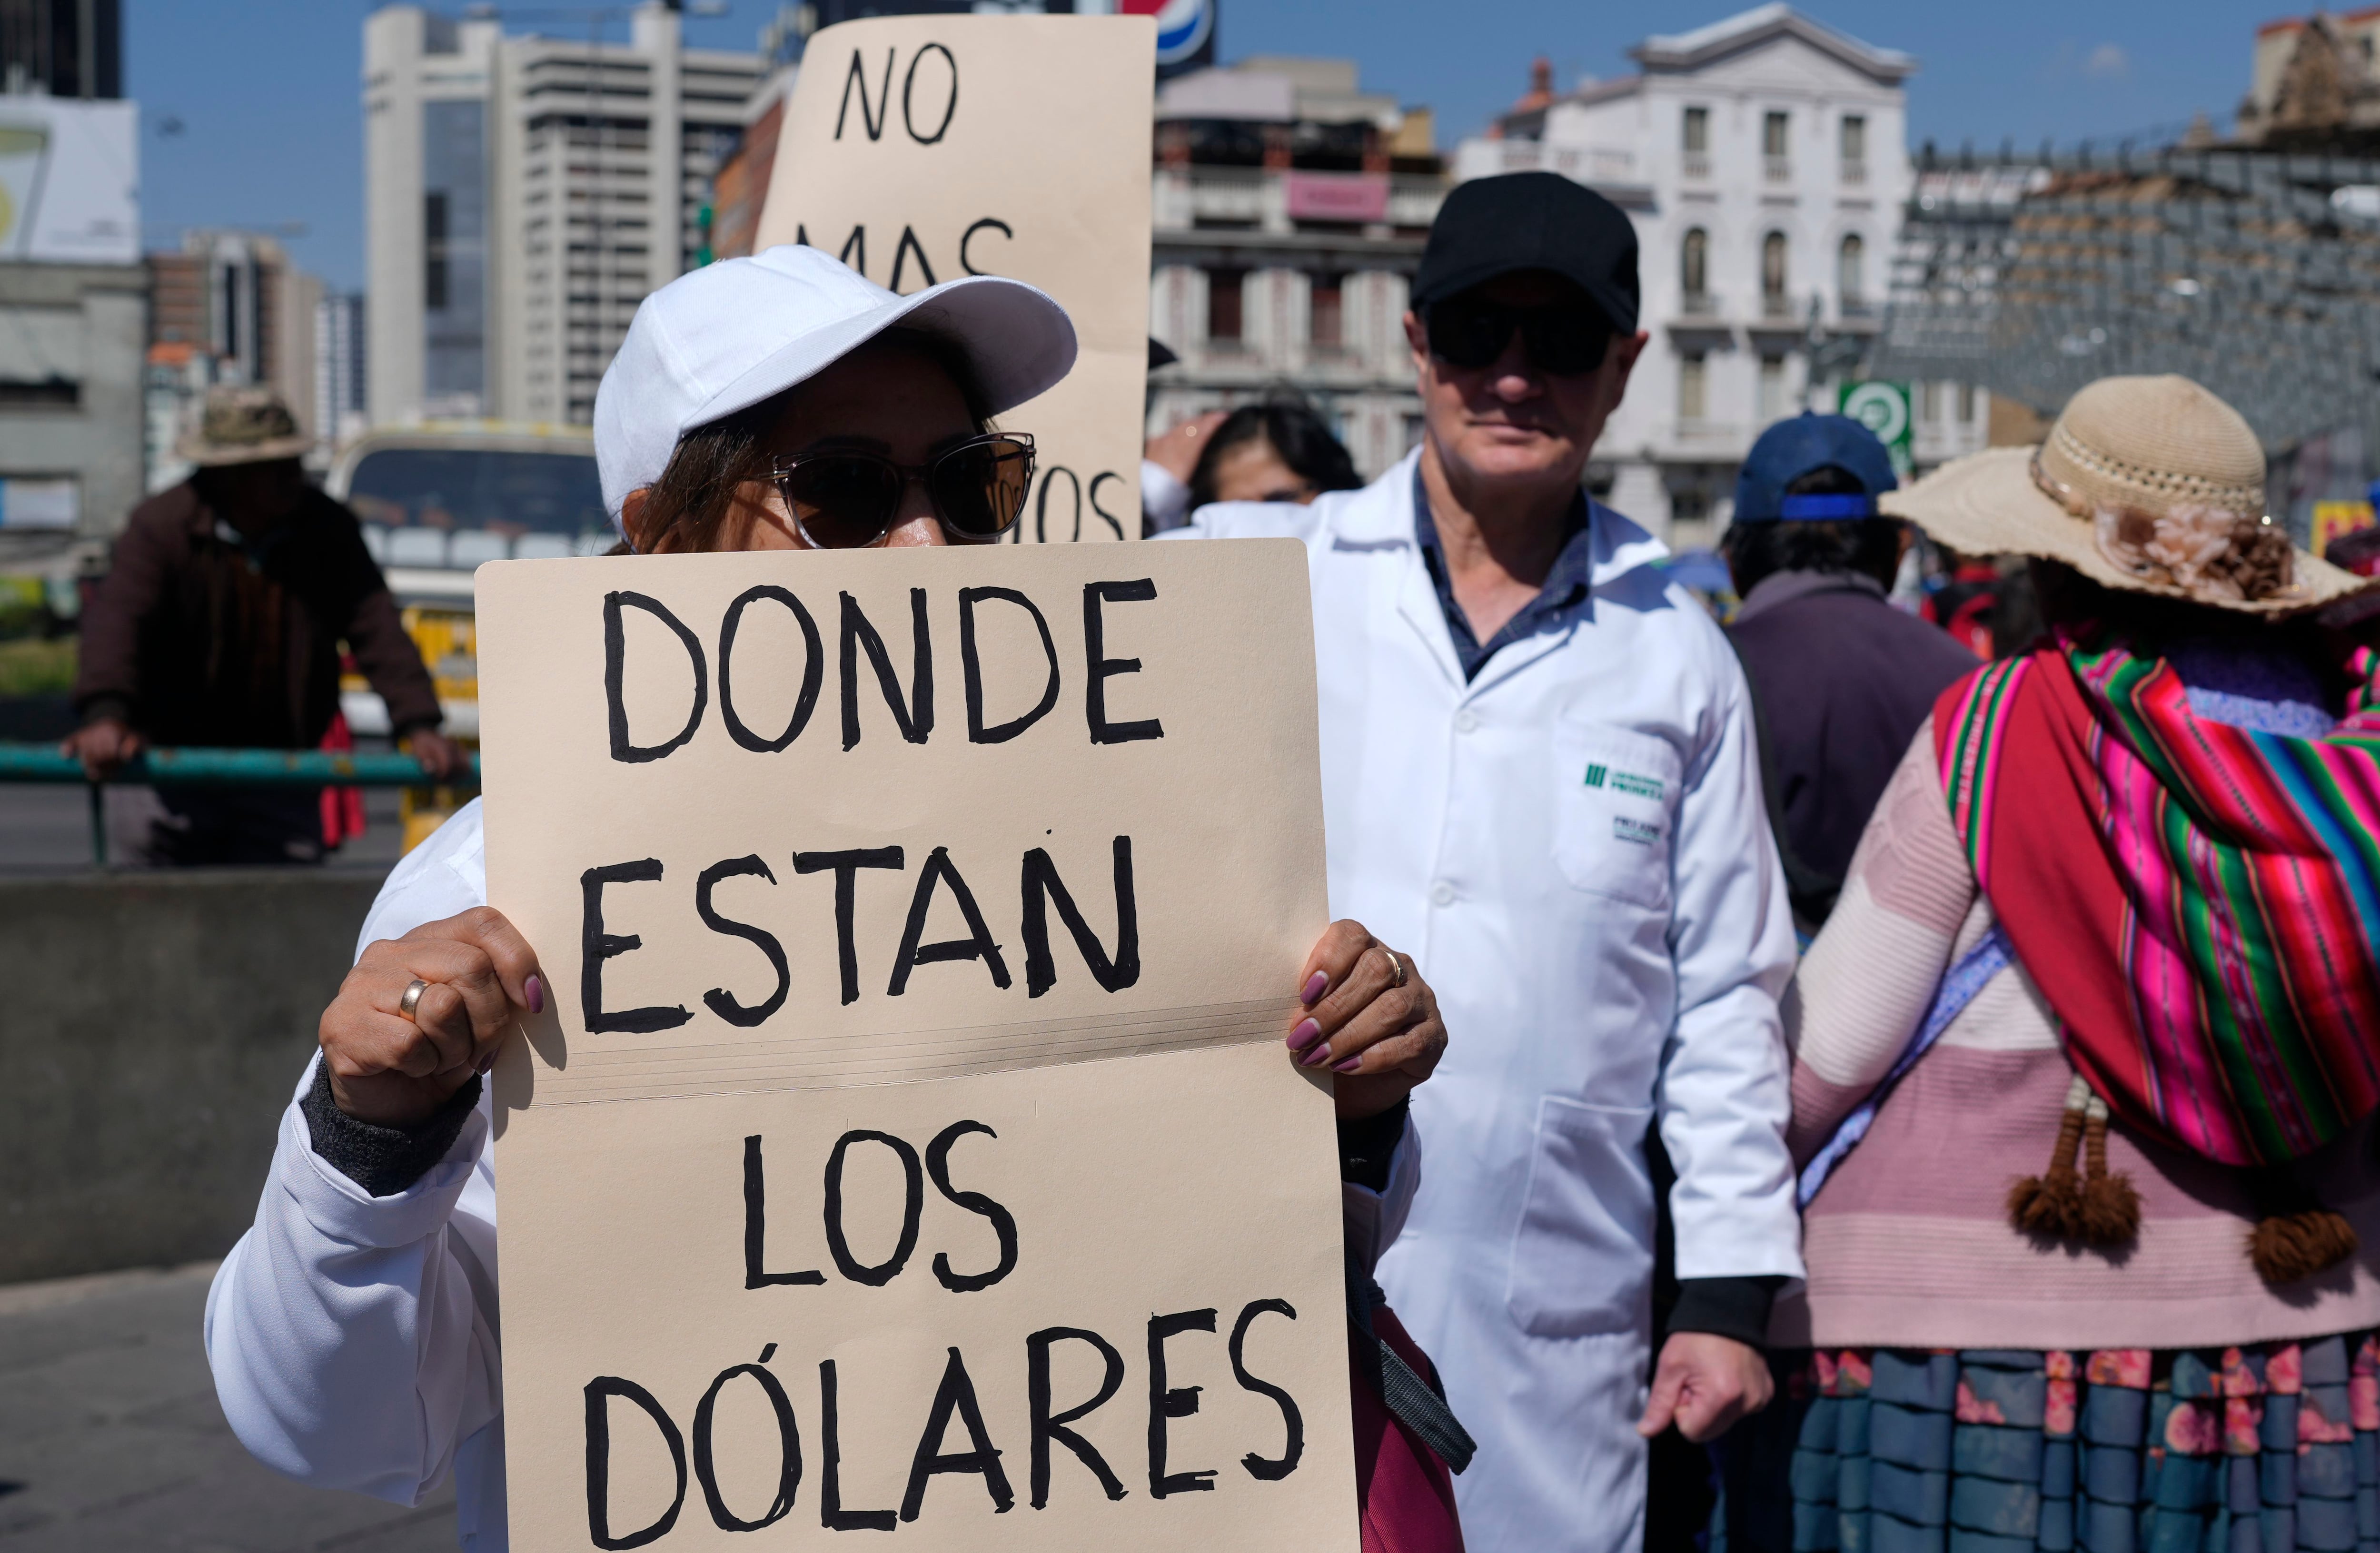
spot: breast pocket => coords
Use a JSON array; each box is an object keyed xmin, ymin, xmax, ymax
[
  {"xmin": 1551, "ymin": 722, "xmax": 1681, "ymax": 912},
  {"xmin": 1505, "ymin": 1096, "xmax": 1657, "ymax": 1339}
]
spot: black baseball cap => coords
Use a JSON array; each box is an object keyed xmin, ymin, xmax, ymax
[{"xmin": 1411, "ymin": 171, "xmax": 1640, "ymax": 335}]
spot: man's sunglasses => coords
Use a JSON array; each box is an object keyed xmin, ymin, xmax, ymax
[
  {"xmin": 768, "ymin": 432, "xmax": 1035, "ymax": 548},
  {"xmin": 1426, "ymin": 298, "xmax": 1611, "ymax": 376}
]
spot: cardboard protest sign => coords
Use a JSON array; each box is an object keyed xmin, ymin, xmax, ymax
[
  {"xmin": 478, "ymin": 540, "xmax": 1356, "ymax": 1551},
  {"xmin": 753, "ymin": 16, "xmax": 1154, "ymax": 544}
]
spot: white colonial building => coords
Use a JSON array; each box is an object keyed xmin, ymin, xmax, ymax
[{"xmin": 1457, "ymin": 5, "xmax": 1990, "ymax": 548}]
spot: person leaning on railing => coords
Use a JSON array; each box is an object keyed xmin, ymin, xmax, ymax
[{"xmin": 61, "ymin": 386, "xmax": 466, "ymax": 866}]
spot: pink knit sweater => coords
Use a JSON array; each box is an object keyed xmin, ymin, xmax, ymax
[{"xmin": 1774, "ymin": 719, "xmax": 2380, "ymax": 1352}]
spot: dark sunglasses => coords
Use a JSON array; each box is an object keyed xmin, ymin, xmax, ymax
[
  {"xmin": 768, "ymin": 432, "xmax": 1035, "ymax": 548},
  {"xmin": 1426, "ymin": 297, "xmax": 1611, "ymax": 376}
]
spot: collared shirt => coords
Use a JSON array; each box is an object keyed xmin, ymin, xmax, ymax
[{"xmin": 1410, "ymin": 462, "xmax": 1598, "ymax": 682}]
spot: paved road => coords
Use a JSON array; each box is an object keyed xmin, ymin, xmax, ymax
[{"xmin": 0, "ymin": 1264, "xmax": 456, "ymax": 1552}]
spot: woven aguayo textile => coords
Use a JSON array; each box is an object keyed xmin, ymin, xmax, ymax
[{"xmin": 1931, "ymin": 638, "xmax": 2380, "ymax": 1167}]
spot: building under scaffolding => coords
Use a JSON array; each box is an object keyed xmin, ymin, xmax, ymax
[{"xmin": 1873, "ymin": 144, "xmax": 2380, "ymax": 539}]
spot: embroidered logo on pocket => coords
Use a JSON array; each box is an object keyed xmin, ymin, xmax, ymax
[
  {"xmin": 1583, "ymin": 763, "xmax": 1664, "ymax": 802},
  {"xmin": 1612, "ymin": 816, "xmax": 1661, "ymax": 846}
]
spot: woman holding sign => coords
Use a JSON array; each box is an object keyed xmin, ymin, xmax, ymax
[{"xmin": 205, "ymin": 246, "xmax": 1460, "ymax": 1553}]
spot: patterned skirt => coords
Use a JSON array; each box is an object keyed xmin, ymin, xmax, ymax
[{"xmin": 1713, "ymin": 1336, "xmax": 2380, "ymax": 1553}]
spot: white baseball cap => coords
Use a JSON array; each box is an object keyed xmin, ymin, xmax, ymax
[{"xmin": 592, "ymin": 244, "xmax": 1078, "ymax": 519}]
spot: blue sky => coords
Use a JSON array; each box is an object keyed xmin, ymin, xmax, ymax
[{"xmin": 129, "ymin": 0, "xmax": 2280, "ymax": 290}]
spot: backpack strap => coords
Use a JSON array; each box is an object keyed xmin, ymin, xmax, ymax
[{"xmin": 1347, "ymin": 1250, "xmax": 1475, "ymax": 1474}]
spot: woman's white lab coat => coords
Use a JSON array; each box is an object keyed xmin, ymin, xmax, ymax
[{"xmin": 1174, "ymin": 451, "xmax": 1803, "ymax": 1553}]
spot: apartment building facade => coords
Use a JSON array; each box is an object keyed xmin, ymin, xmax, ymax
[{"xmin": 1144, "ymin": 57, "xmax": 1448, "ymax": 480}]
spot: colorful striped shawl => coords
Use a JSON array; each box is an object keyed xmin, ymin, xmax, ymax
[{"xmin": 1934, "ymin": 638, "xmax": 2380, "ymax": 1167}]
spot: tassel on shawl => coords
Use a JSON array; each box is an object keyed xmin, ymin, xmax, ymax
[
  {"xmin": 2245, "ymin": 1168, "xmax": 2358, "ymax": 1285},
  {"xmin": 2008, "ymin": 1075, "xmax": 2090, "ymax": 1238},
  {"xmin": 2009, "ymin": 1076, "xmax": 2140, "ymax": 1247},
  {"xmin": 2076, "ymin": 1094, "xmax": 2141, "ymax": 1245}
]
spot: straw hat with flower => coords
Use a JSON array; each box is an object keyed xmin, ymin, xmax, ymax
[{"xmin": 1879, "ymin": 374, "xmax": 2369, "ymax": 614}]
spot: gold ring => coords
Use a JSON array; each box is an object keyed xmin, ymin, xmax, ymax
[
  {"xmin": 398, "ymin": 978, "xmax": 431, "ymax": 1021},
  {"xmin": 1379, "ymin": 949, "xmax": 1408, "ymax": 988}
]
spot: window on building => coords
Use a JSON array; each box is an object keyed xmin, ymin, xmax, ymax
[
  {"xmin": 1758, "ymin": 356, "xmax": 1787, "ymax": 423},
  {"xmin": 1914, "ymin": 380, "xmax": 1935, "ymax": 425},
  {"xmin": 1678, "ymin": 352, "xmax": 1708, "ymax": 421},
  {"xmin": 1683, "ymin": 106, "xmax": 1708, "ymax": 153},
  {"xmin": 1208, "ymin": 270, "xmax": 1244, "ymax": 343},
  {"xmin": 1958, "ymin": 381, "xmax": 1976, "ymax": 422},
  {"xmin": 1763, "ymin": 110, "xmax": 1789, "ymax": 158},
  {"xmin": 1761, "ymin": 232, "xmax": 1788, "ymax": 312},
  {"xmin": 1838, "ymin": 233, "xmax": 1864, "ymax": 306},
  {"xmin": 1841, "ymin": 114, "xmax": 1867, "ymax": 175},
  {"xmin": 425, "ymin": 191, "xmax": 450, "ymax": 311},
  {"xmin": 1681, "ymin": 228, "xmax": 1708, "ymax": 305},
  {"xmin": 1310, "ymin": 275, "xmax": 1344, "ymax": 350}
]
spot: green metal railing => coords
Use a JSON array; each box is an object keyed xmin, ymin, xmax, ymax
[{"xmin": 0, "ymin": 742, "xmax": 480, "ymax": 866}]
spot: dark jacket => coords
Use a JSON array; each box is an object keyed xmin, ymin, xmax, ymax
[
  {"xmin": 75, "ymin": 481, "xmax": 443, "ymax": 749},
  {"xmin": 1725, "ymin": 569, "xmax": 1980, "ymax": 904}
]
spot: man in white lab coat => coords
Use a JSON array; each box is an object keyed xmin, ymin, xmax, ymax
[{"xmin": 1173, "ymin": 171, "xmax": 1802, "ymax": 1552}]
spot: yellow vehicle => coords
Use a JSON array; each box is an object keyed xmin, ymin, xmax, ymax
[{"xmin": 326, "ymin": 423, "xmax": 607, "ymax": 850}]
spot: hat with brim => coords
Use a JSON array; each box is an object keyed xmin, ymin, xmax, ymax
[
  {"xmin": 177, "ymin": 386, "xmax": 313, "ymax": 467},
  {"xmin": 1881, "ymin": 376, "xmax": 2372, "ymax": 616},
  {"xmin": 595, "ymin": 244, "xmax": 1078, "ymax": 519}
]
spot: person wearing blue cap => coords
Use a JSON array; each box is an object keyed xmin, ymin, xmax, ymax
[{"xmin": 1721, "ymin": 413, "xmax": 1979, "ymax": 928}]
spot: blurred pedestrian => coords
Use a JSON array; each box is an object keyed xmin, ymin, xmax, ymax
[
  {"xmin": 1920, "ymin": 543, "xmax": 2003, "ymax": 657},
  {"xmin": 63, "ymin": 387, "xmax": 462, "ymax": 864},
  {"xmin": 1141, "ymin": 398, "xmax": 1365, "ymax": 532},
  {"xmin": 1746, "ymin": 376, "xmax": 2380, "ymax": 1551},
  {"xmin": 1190, "ymin": 399, "xmax": 1365, "ymax": 508},
  {"xmin": 1173, "ymin": 169, "xmax": 1801, "ymax": 1553},
  {"xmin": 1721, "ymin": 414, "xmax": 1978, "ymax": 930}
]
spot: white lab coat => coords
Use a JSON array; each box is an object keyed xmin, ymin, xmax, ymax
[
  {"xmin": 203, "ymin": 799, "xmax": 1422, "ymax": 1552},
  {"xmin": 1173, "ymin": 450, "xmax": 1802, "ymax": 1553}
]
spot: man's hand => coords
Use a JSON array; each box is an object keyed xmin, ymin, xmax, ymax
[
  {"xmin": 60, "ymin": 717, "xmax": 143, "ymax": 781},
  {"xmin": 1144, "ymin": 410, "xmax": 1227, "ymax": 484},
  {"xmin": 403, "ymin": 729, "xmax": 468, "ymax": 781},
  {"xmin": 1638, "ymin": 1332, "xmax": 1773, "ymax": 1443}
]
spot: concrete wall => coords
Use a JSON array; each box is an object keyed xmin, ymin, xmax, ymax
[{"xmin": 0, "ymin": 870, "xmax": 378, "ymax": 1284}]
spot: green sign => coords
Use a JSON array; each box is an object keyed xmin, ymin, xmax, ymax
[{"xmin": 1839, "ymin": 380, "xmax": 1914, "ymax": 478}]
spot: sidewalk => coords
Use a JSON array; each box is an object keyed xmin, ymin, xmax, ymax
[{"xmin": 0, "ymin": 1262, "xmax": 454, "ymax": 1551}]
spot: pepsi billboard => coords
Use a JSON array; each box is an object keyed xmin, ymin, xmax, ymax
[
  {"xmin": 1121, "ymin": 0, "xmax": 1215, "ymax": 76},
  {"xmin": 806, "ymin": 0, "xmax": 1216, "ymax": 78}
]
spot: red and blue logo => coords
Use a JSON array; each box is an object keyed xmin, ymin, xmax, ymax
[{"xmin": 1121, "ymin": 0, "xmax": 1214, "ymax": 68}]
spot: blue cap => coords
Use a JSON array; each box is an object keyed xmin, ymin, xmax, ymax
[{"xmin": 1733, "ymin": 412, "xmax": 1899, "ymax": 523}]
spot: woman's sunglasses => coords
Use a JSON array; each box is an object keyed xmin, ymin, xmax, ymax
[
  {"xmin": 1425, "ymin": 297, "xmax": 1611, "ymax": 377},
  {"xmin": 768, "ymin": 432, "xmax": 1035, "ymax": 548}
]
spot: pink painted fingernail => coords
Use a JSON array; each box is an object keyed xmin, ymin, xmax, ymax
[
  {"xmin": 1332, "ymin": 1055, "xmax": 1363, "ymax": 1074},
  {"xmin": 476, "ymin": 1052, "xmax": 496, "ymax": 1077},
  {"xmin": 525, "ymin": 974, "xmax": 545, "ymax": 1015},
  {"xmin": 1288, "ymin": 1018, "xmax": 1321, "ymax": 1052},
  {"xmin": 1301, "ymin": 972, "xmax": 1328, "ymax": 1006},
  {"xmin": 1299, "ymin": 1041, "xmax": 1336, "ymax": 1068}
]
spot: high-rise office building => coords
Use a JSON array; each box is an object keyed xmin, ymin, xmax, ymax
[
  {"xmin": 0, "ymin": 0, "xmax": 120, "ymax": 100},
  {"xmin": 364, "ymin": 3, "xmax": 762, "ymax": 427}
]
